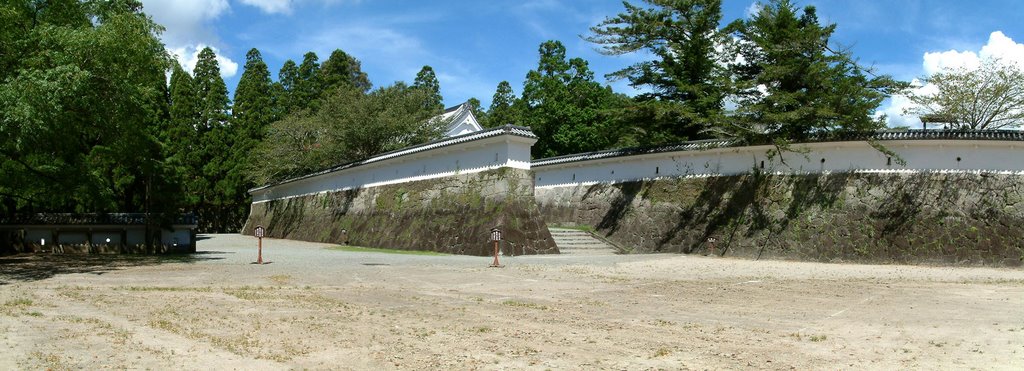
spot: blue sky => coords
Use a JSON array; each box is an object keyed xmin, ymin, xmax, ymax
[{"xmin": 140, "ymin": 0, "xmax": 1024, "ymax": 128}]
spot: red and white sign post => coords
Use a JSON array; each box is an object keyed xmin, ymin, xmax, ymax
[{"xmin": 254, "ymin": 225, "xmax": 265, "ymax": 264}]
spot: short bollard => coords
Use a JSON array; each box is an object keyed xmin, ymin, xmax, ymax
[
  {"xmin": 254, "ymin": 225, "xmax": 265, "ymax": 264},
  {"xmin": 489, "ymin": 227, "xmax": 504, "ymax": 268}
]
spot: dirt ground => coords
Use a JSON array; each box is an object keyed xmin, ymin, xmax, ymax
[{"xmin": 1, "ymin": 234, "xmax": 1022, "ymax": 370}]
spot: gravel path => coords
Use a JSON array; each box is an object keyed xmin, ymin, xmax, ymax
[{"xmin": 1, "ymin": 234, "xmax": 1022, "ymax": 370}]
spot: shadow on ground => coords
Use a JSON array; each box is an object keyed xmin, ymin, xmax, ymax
[{"xmin": 0, "ymin": 251, "xmax": 229, "ymax": 285}]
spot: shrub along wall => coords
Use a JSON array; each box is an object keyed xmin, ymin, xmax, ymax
[
  {"xmin": 243, "ymin": 168, "xmax": 557, "ymax": 256},
  {"xmin": 536, "ymin": 172, "xmax": 1024, "ymax": 266}
]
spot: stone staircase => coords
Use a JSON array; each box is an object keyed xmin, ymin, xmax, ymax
[{"xmin": 548, "ymin": 228, "xmax": 618, "ymax": 255}]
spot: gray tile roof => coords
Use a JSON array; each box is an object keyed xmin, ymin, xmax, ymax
[{"xmin": 0, "ymin": 213, "xmax": 197, "ymax": 226}]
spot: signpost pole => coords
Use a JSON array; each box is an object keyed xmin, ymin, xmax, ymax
[
  {"xmin": 255, "ymin": 225, "xmax": 265, "ymax": 265},
  {"xmin": 489, "ymin": 227, "xmax": 503, "ymax": 268}
]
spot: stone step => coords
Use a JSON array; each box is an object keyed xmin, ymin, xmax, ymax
[{"xmin": 548, "ymin": 227, "xmax": 618, "ymax": 255}]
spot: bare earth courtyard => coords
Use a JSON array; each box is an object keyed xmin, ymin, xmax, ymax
[{"xmin": 1, "ymin": 235, "xmax": 1022, "ymax": 370}]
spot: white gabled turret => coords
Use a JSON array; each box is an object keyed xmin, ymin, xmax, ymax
[{"xmin": 438, "ymin": 102, "xmax": 484, "ymax": 137}]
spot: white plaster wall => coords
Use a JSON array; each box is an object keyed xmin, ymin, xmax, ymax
[
  {"xmin": 91, "ymin": 232, "xmax": 121, "ymax": 245},
  {"xmin": 535, "ymin": 140, "xmax": 1024, "ymax": 188},
  {"xmin": 252, "ymin": 134, "xmax": 536, "ymax": 203},
  {"xmin": 58, "ymin": 232, "xmax": 87, "ymax": 244},
  {"xmin": 127, "ymin": 229, "xmax": 145, "ymax": 245},
  {"xmin": 26, "ymin": 229, "xmax": 50, "ymax": 245},
  {"xmin": 161, "ymin": 229, "xmax": 191, "ymax": 246}
]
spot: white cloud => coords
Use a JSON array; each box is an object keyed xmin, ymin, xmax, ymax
[
  {"xmin": 170, "ymin": 44, "xmax": 239, "ymax": 78},
  {"xmin": 745, "ymin": 2, "xmax": 762, "ymax": 18},
  {"xmin": 140, "ymin": 0, "xmax": 229, "ymax": 47},
  {"xmin": 979, "ymin": 31, "xmax": 1024, "ymax": 68},
  {"xmin": 922, "ymin": 49, "xmax": 980, "ymax": 75},
  {"xmin": 881, "ymin": 31, "xmax": 1024, "ymax": 128},
  {"xmin": 239, "ymin": 0, "xmax": 293, "ymax": 14}
]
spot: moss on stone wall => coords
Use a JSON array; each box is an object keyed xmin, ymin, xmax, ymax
[
  {"xmin": 243, "ymin": 168, "xmax": 557, "ymax": 256},
  {"xmin": 536, "ymin": 173, "xmax": 1024, "ymax": 266}
]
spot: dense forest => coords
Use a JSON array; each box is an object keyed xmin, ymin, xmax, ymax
[{"xmin": 0, "ymin": 0, "xmax": 905, "ymax": 232}]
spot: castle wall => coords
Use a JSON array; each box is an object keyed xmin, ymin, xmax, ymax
[
  {"xmin": 243, "ymin": 127, "xmax": 556, "ymax": 255},
  {"xmin": 535, "ymin": 139, "xmax": 1024, "ymax": 266}
]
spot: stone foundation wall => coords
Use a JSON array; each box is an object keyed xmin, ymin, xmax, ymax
[
  {"xmin": 243, "ymin": 168, "xmax": 557, "ymax": 256},
  {"xmin": 536, "ymin": 173, "xmax": 1024, "ymax": 266}
]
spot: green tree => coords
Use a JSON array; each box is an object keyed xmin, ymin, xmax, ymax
[
  {"xmin": 487, "ymin": 81, "xmax": 519, "ymax": 128},
  {"xmin": 466, "ymin": 97, "xmax": 486, "ymax": 126},
  {"xmin": 519, "ymin": 40, "xmax": 628, "ymax": 158},
  {"xmin": 190, "ymin": 47, "xmax": 234, "ymax": 231},
  {"xmin": 413, "ymin": 65, "xmax": 444, "ymax": 111},
  {"xmin": 294, "ymin": 52, "xmax": 322, "ymax": 110},
  {"xmin": 725, "ymin": 0, "xmax": 904, "ymax": 143},
  {"xmin": 193, "ymin": 47, "xmax": 231, "ymax": 130},
  {"xmin": 223, "ymin": 48, "xmax": 277, "ymax": 230},
  {"xmin": 907, "ymin": 58, "xmax": 1024, "ymax": 130},
  {"xmin": 0, "ymin": 0, "xmax": 179, "ymax": 223},
  {"xmin": 274, "ymin": 59, "xmax": 300, "ymax": 115},
  {"xmin": 321, "ymin": 49, "xmax": 371, "ymax": 93},
  {"xmin": 166, "ymin": 62, "xmax": 202, "ymax": 209},
  {"xmin": 250, "ymin": 83, "xmax": 447, "ymax": 185},
  {"xmin": 588, "ymin": 0, "xmax": 727, "ymax": 139}
]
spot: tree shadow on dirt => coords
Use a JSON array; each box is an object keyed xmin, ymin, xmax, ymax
[
  {"xmin": 0, "ymin": 251, "xmax": 228, "ymax": 285},
  {"xmin": 592, "ymin": 172, "xmax": 852, "ymax": 254}
]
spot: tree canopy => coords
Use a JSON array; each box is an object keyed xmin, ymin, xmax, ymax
[
  {"xmin": 249, "ymin": 83, "xmax": 447, "ymax": 185},
  {"xmin": 588, "ymin": 0, "xmax": 728, "ymax": 134},
  {"xmin": 0, "ymin": 0, "xmax": 177, "ymax": 216},
  {"xmin": 723, "ymin": 0, "xmax": 905, "ymax": 143},
  {"xmin": 907, "ymin": 58, "xmax": 1024, "ymax": 130},
  {"xmin": 519, "ymin": 40, "xmax": 630, "ymax": 158},
  {"xmin": 413, "ymin": 65, "xmax": 444, "ymax": 111}
]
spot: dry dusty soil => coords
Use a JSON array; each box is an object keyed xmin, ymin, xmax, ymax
[{"xmin": 1, "ymin": 234, "xmax": 1023, "ymax": 370}]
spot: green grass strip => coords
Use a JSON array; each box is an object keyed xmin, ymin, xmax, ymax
[{"xmin": 327, "ymin": 245, "xmax": 448, "ymax": 256}]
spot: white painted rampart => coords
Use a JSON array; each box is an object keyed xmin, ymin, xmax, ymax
[
  {"xmin": 533, "ymin": 139, "xmax": 1024, "ymax": 189},
  {"xmin": 250, "ymin": 126, "xmax": 538, "ymax": 203}
]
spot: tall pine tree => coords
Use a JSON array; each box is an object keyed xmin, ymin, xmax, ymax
[
  {"xmin": 295, "ymin": 52, "xmax": 323, "ymax": 110},
  {"xmin": 487, "ymin": 81, "xmax": 519, "ymax": 127},
  {"xmin": 321, "ymin": 49, "xmax": 371, "ymax": 93},
  {"xmin": 275, "ymin": 59, "xmax": 300, "ymax": 114},
  {"xmin": 226, "ymin": 48, "xmax": 276, "ymax": 230},
  {"xmin": 191, "ymin": 47, "xmax": 233, "ymax": 232},
  {"xmin": 167, "ymin": 62, "xmax": 202, "ymax": 210},
  {"xmin": 413, "ymin": 65, "xmax": 443, "ymax": 111},
  {"xmin": 520, "ymin": 40, "xmax": 627, "ymax": 158},
  {"xmin": 726, "ymin": 0, "xmax": 904, "ymax": 143},
  {"xmin": 588, "ymin": 0, "xmax": 726, "ymax": 142}
]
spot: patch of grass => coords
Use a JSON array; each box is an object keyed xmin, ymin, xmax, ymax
[
  {"xmin": 809, "ymin": 334, "xmax": 827, "ymax": 342},
  {"xmin": 268, "ymin": 275, "xmax": 292, "ymax": 285},
  {"xmin": 652, "ymin": 319, "xmax": 675, "ymax": 327},
  {"xmin": 116, "ymin": 286, "xmax": 213, "ymax": 292},
  {"xmin": 501, "ymin": 300, "xmax": 550, "ymax": 311},
  {"xmin": 4, "ymin": 298, "xmax": 33, "ymax": 307},
  {"xmin": 473, "ymin": 326, "xmax": 492, "ymax": 333},
  {"xmin": 328, "ymin": 245, "xmax": 448, "ymax": 256},
  {"xmin": 653, "ymin": 347, "xmax": 672, "ymax": 357}
]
